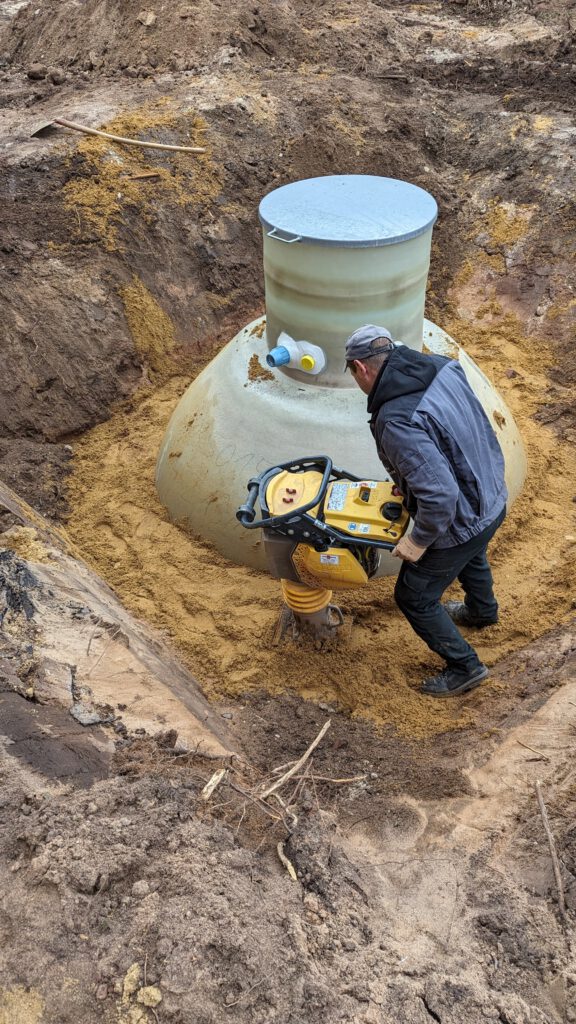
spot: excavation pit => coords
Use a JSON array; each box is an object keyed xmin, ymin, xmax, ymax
[{"xmin": 1, "ymin": 1, "xmax": 576, "ymax": 1020}]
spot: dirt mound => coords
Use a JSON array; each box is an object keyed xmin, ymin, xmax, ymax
[
  {"xmin": 2, "ymin": 677, "xmax": 575, "ymax": 1024},
  {"xmin": 4, "ymin": 0, "xmax": 571, "ymax": 82},
  {"xmin": 19, "ymin": 0, "xmax": 557, "ymax": 86},
  {"xmin": 2, "ymin": 0, "xmax": 373, "ymax": 76}
]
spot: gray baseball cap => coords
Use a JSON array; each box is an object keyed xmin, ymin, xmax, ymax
[{"xmin": 345, "ymin": 324, "xmax": 394, "ymax": 366}]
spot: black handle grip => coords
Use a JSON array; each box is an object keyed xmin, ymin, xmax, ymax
[
  {"xmin": 235, "ymin": 457, "xmax": 335, "ymax": 531},
  {"xmin": 235, "ymin": 477, "xmax": 260, "ymax": 524}
]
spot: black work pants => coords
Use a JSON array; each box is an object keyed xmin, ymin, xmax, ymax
[{"xmin": 394, "ymin": 508, "xmax": 506, "ymax": 675}]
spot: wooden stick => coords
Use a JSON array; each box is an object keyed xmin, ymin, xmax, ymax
[
  {"xmin": 535, "ymin": 780, "xmax": 566, "ymax": 923},
  {"xmin": 271, "ymin": 606, "xmax": 294, "ymax": 647},
  {"xmin": 271, "ymin": 758, "xmax": 298, "ymax": 775},
  {"xmin": 517, "ymin": 740, "xmax": 550, "ymax": 761},
  {"xmin": 128, "ymin": 171, "xmax": 162, "ymax": 180},
  {"xmin": 201, "ymin": 768, "xmax": 227, "ymax": 801},
  {"xmin": 285, "ymin": 773, "xmax": 307, "ymax": 810},
  {"xmin": 277, "ymin": 842, "xmax": 298, "ymax": 881},
  {"xmin": 85, "ymin": 625, "xmax": 102, "ymax": 657},
  {"xmin": 234, "ymin": 804, "xmax": 247, "ymax": 835},
  {"xmin": 271, "ymin": 792, "xmax": 298, "ymax": 826},
  {"xmin": 53, "ymin": 117, "xmax": 206, "ymax": 154},
  {"xmin": 260, "ymin": 721, "xmax": 331, "ymax": 799},
  {"xmin": 293, "ymin": 773, "xmax": 367, "ymax": 785}
]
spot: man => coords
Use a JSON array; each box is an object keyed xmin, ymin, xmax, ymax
[{"xmin": 345, "ymin": 324, "xmax": 507, "ymax": 697}]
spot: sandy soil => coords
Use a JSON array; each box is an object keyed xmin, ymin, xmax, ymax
[
  {"xmin": 64, "ymin": 299, "xmax": 576, "ymax": 741},
  {"xmin": 1, "ymin": 0, "xmax": 576, "ymax": 1020}
]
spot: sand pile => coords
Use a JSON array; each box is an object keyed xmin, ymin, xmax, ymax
[{"xmin": 121, "ymin": 277, "xmax": 176, "ymax": 376}]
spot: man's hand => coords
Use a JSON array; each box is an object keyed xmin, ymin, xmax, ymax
[{"xmin": 393, "ymin": 535, "xmax": 428, "ymax": 563}]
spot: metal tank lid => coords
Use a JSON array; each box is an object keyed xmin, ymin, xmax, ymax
[{"xmin": 258, "ymin": 175, "xmax": 438, "ymax": 248}]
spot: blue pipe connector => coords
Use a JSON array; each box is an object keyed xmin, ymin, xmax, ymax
[{"xmin": 266, "ymin": 345, "xmax": 291, "ymax": 368}]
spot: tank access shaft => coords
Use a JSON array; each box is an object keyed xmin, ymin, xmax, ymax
[{"xmin": 280, "ymin": 580, "xmax": 344, "ymax": 640}]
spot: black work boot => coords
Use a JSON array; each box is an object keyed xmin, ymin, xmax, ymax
[
  {"xmin": 443, "ymin": 601, "xmax": 498, "ymax": 628},
  {"xmin": 421, "ymin": 663, "xmax": 489, "ymax": 698}
]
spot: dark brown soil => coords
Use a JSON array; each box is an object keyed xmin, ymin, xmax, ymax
[
  {"xmin": 0, "ymin": 690, "xmax": 111, "ymax": 785},
  {"xmin": 1, "ymin": 679, "xmax": 574, "ymax": 1024},
  {"xmin": 0, "ymin": 438, "xmax": 71, "ymax": 522},
  {"xmin": 231, "ymin": 616, "xmax": 576, "ymax": 818}
]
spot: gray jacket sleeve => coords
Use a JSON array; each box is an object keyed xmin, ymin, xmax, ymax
[{"xmin": 382, "ymin": 421, "xmax": 459, "ymax": 548}]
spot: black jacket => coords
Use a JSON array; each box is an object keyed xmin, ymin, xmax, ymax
[{"xmin": 368, "ymin": 346, "xmax": 507, "ymax": 549}]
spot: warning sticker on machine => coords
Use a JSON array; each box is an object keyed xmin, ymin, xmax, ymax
[
  {"xmin": 326, "ymin": 482, "xmax": 349, "ymax": 512},
  {"xmin": 320, "ymin": 553, "xmax": 340, "ymax": 564}
]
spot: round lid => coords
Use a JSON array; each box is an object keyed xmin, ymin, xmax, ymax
[{"xmin": 258, "ymin": 175, "xmax": 438, "ymax": 248}]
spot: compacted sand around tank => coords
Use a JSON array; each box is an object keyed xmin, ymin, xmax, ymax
[{"xmin": 66, "ymin": 306, "xmax": 576, "ymax": 743}]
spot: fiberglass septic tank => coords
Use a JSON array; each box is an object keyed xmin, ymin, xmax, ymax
[{"xmin": 156, "ymin": 175, "xmax": 526, "ymax": 573}]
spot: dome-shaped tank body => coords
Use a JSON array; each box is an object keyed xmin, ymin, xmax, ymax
[
  {"xmin": 156, "ymin": 176, "xmax": 526, "ymax": 574},
  {"xmin": 156, "ymin": 317, "xmax": 526, "ymax": 573}
]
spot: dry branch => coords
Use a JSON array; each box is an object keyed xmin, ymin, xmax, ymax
[
  {"xmin": 201, "ymin": 768, "xmax": 228, "ymax": 801},
  {"xmin": 292, "ymin": 773, "xmax": 367, "ymax": 785},
  {"xmin": 277, "ymin": 842, "xmax": 298, "ymax": 881},
  {"xmin": 260, "ymin": 720, "xmax": 331, "ymax": 799},
  {"xmin": 535, "ymin": 780, "xmax": 567, "ymax": 923},
  {"xmin": 195, "ymin": 720, "xmax": 358, "ymax": 843},
  {"xmin": 84, "ymin": 627, "xmax": 122, "ymax": 678},
  {"xmin": 271, "ymin": 792, "xmax": 298, "ymax": 827},
  {"xmin": 271, "ymin": 758, "xmax": 298, "ymax": 775},
  {"xmin": 48, "ymin": 117, "xmax": 206, "ymax": 153},
  {"xmin": 517, "ymin": 740, "xmax": 550, "ymax": 761}
]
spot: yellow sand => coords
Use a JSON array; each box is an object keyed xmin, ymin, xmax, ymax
[
  {"xmin": 486, "ymin": 201, "xmax": 534, "ymax": 249},
  {"xmin": 121, "ymin": 277, "xmax": 176, "ymax": 375},
  {"xmin": 0, "ymin": 987, "xmax": 44, "ymax": 1024},
  {"xmin": 533, "ymin": 115, "xmax": 554, "ymax": 133},
  {"xmin": 0, "ymin": 526, "xmax": 51, "ymax": 563},
  {"xmin": 66, "ymin": 301, "xmax": 576, "ymax": 740},
  {"xmin": 64, "ymin": 102, "xmax": 220, "ymax": 249}
]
